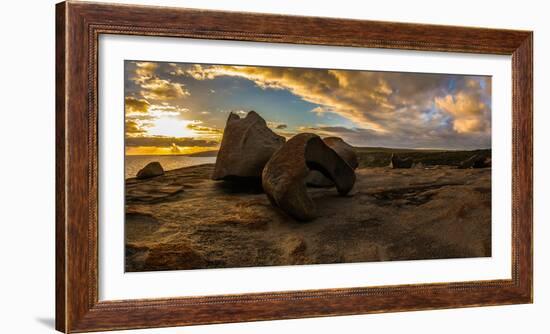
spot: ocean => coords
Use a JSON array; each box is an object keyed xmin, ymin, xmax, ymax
[{"xmin": 125, "ymin": 155, "xmax": 216, "ymax": 179}]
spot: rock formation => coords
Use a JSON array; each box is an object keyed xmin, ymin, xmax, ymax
[
  {"xmin": 306, "ymin": 137, "xmax": 358, "ymax": 187},
  {"xmin": 136, "ymin": 161, "xmax": 164, "ymax": 179},
  {"xmin": 305, "ymin": 171, "xmax": 335, "ymax": 187},
  {"xmin": 324, "ymin": 137, "xmax": 359, "ymax": 169},
  {"xmin": 126, "ymin": 162, "xmax": 492, "ymax": 271},
  {"xmin": 212, "ymin": 111, "xmax": 285, "ymax": 180},
  {"xmin": 390, "ymin": 154, "xmax": 413, "ymax": 169},
  {"xmin": 262, "ymin": 133, "xmax": 356, "ymax": 221}
]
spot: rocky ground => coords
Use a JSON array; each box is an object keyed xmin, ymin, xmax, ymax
[{"xmin": 125, "ymin": 164, "xmax": 491, "ymax": 272}]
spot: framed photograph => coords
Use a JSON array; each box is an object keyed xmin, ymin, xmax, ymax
[{"xmin": 56, "ymin": 1, "xmax": 532, "ymax": 332}]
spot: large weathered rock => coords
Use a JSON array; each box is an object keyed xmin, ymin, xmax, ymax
[
  {"xmin": 305, "ymin": 171, "xmax": 335, "ymax": 187},
  {"xmin": 306, "ymin": 137, "xmax": 358, "ymax": 187},
  {"xmin": 324, "ymin": 137, "xmax": 359, "ymax": 169},
  {"xmin": 136, "ymin": 161, "xmax": 164, "ymax": 179},
  {"xmin": 212, "ymin": 111, "xmax": 285, "ymax": 180},
  {"xmin": 262, "ymin": 133, "xmax": 356, "ymax": 221},
  {"xmin": 389, "ymin": 154, "xmax": 413, "ymax": 169}
]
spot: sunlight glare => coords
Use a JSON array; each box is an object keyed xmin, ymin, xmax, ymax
[{"xmin": 147, "ymin": 117, "xmax": 196, "ymax": 138}]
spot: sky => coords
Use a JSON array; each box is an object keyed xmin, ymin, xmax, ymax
[{"xmin": 124, "ymin": 60, "xmax": 491, "ymax": 155}]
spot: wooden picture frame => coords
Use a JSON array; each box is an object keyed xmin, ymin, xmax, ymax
[{"xmin": 56, "ymin": 1, "xmax": 533, "ymax": 332}]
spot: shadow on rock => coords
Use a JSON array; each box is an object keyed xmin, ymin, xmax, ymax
[{"xmin": 214, "ymin": 177, "xmax": 265, "ymax": 194}]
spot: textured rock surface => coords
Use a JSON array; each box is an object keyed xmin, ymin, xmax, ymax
[
  {"xmin": 306, "ymin": 137, "xmax": 358, "ymax": 187},
  {"xmin": 212, "ymin": 111, "xmax": 285, "ymax": 180},
  {"xmin": 262, "ymin": 133, "xmax": 356, "ymax": 221},
  {"xmin": 324, "ymin": 137, "xmax": 359, "ymax": 169},
  {"xmin": 136, "ymin": 161, "xmax": 164, "ymax": 179},
  {"xmin": 125, "ymin": 163, "xmax": 492, "ymax": 272}
]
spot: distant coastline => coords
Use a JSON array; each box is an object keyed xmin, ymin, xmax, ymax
[
  {"xmin": 124, "ymin": 147, "xmax": 491, "ymax": 158},
  {"xmin": 125, "ymin": 154, "xmax": 217, "ymax": 179},
  {"xmin": 125, "ymin": 150, "xmax": 219, "ymax": 158},
  {"xmin": 124, "ymin": 147, "xmax": 490, "ymax": 179}
]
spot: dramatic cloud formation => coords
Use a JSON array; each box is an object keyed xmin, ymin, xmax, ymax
[
  {"xmin": 169, "ymin": 63, "xmax": 491, "ymax": 144},
  {"xmin": 124, "ymin": 60, "xmax": 491, "ymax": 153}
]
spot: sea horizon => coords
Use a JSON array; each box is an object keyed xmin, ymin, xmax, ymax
[{"xmin": 125, "ymin": 155, "xmax": 216, "ymax": 179}]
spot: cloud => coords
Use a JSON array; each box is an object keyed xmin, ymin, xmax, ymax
[
  {"xmin": 184, "ymin": 64, "xmax": 220, "ymax": 80},
  {"xmin": 298, "ymin": 125, "xmax": 489, "ymax": 150},
  {"xmin": 266, "ymin": 121, "xmax": 288, "ymax": 130},
  {"xmin": 148, "ymin": 104, "xmax": 189, "ymax": 117},
  {"xmin": 310, "ymin": 106, "xmax": 333, "ymax": 117},
  {"xmin": 168, "ymin": 63, "xmax": 186, "ymax": 76},
  {"xmin": 186, "ymin": 122, "xmax": 222, "ymax": 134},
  {"xmin": 299, "ymin": 126, "xmax": 363, "ymax": 134},
  {"xmin": 131, "ymin": 61, "xmax": 491, "ymax": 149},
  {"xmin": 133, "ymin": 62, "xmax": 158, "ymax": 83},
  {"xmin": 176, "ymin": 64, "xmax": 388, "ymax": 129},
  {"xmin": 140, "ymin": 78, "xmax": 189, "ymax": 100},
  {"xmin": 434, "ymin": 79, "xmax": 491, "ymax": 134},
  {"xmin": 435, "ymin": 93, "xmax": 488, "ymax": 133},
  {"xmin": 181, "ymin": 64, "xmax": 491, "ymax": 138},
  {"xmin": 125, "ymin": 119, "xmax": 147, "ymax": 135},
  {"xmin": 129, "ymin": 61, "xmax": 190, "ymax": 101},
  {"xmin": 126, "ymin": 136, "xmax": 219, "ymax": 147},
  {"xmin": 125, "ymin": 97, "xmax": 150, "ymax": 114}
]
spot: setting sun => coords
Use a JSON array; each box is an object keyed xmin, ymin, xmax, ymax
[{"xmin": 146, "ymin": 118, "xmax": 197, "ymax": 138}]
